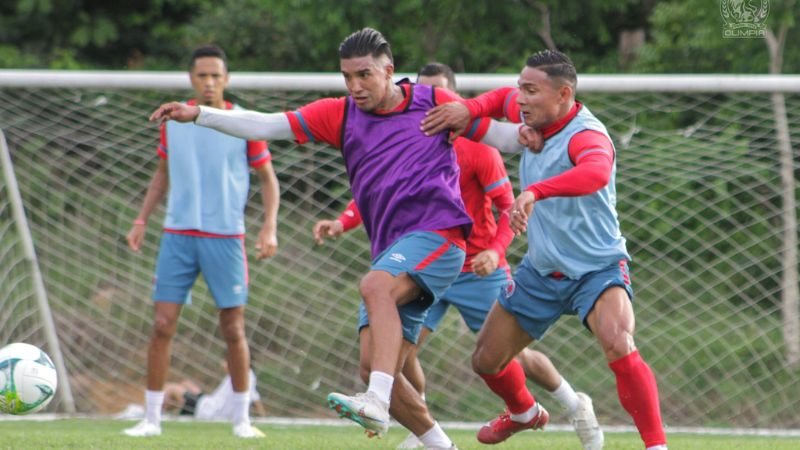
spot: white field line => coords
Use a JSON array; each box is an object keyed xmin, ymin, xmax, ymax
[{"xmin": 2, "ymin": 414, "xmax": 800, "ymax": 438}]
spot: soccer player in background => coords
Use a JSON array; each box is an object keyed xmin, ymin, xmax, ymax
[
  {"xmin": 149, "ymin": 28, "xmax": 496, "ymax": 449},
  {"xmin": 313, "ymin": 62, "xmax": 603, "ymax": 450},
  {"xmin": 421, "ymin": 50, "xmax": 668, "ymax": 450},
  {"xmin": 124, "ymin": 44, "xmax": 279, "ymax": 439}
]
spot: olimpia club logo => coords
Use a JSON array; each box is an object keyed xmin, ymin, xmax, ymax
[{"xmin": 721, "ymin": 0, "xmax": 770, "ymax": 38}]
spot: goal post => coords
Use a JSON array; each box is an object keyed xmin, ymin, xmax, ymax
[
  {"xmin": 0, "ymin": 70, "xmax": 797, "ymax": 430},
  {"xmin": 0, "ymin": 130, "xmax": 75, "ymax": 412}
]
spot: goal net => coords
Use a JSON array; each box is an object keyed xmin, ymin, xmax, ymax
[{"xmin": 0, "ymin": 71, "xmax": 798, "ymax": 430}]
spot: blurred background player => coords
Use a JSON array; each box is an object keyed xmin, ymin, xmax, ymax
[
  {"xmin": 313, "ymin": 62, "xmax": 602, "ymax": 450},
  {"xmin": 117, "ymin": 359, "xmax": 266, "ymax": 421},
  {"xmin": 164, "ymin": 359, "xmax": 266, "ymax": 421},
  {"xmin": 422, "ymin": 50, "xmax": 667, "ymax": 450},
  {"xmin": 123, "ymin": 44, "xmax": 279, "ymax": 439},
  {"xmin": 148, "ymin": 28, "xmax": 497, "ymax": 449}
]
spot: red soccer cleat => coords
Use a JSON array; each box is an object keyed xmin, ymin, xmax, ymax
[{"xmin": 476, "ymin": 404, "xmax": 549, "ymax": 444}]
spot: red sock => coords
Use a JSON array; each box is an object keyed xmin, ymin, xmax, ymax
[
  {"xmin": 478, "ymin": 359, "xmax": 535, "ymax": 414},
  {"xmin": 609, "ymin": 350, "xmax": 666, "ymax": 447}
]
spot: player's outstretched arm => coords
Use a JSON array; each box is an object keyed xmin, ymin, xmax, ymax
[
  {"xmin": 150, "ymin": 102, "xmax": 200, "ymax": 123},
  {"xmin": 150, "ymin": 102, "xmax": 295, "ymax": 142},
  {"xmin": 195, "ymin": 106, "xmax": 295, "ymax": 141}
]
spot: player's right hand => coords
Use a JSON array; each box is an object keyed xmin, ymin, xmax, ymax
[
  {"xmin": 126, "ymin": 224, "xmax": 146, "ymax": 252},
  {"xmin": 421, "ymin": 102, "xmax": 471, "ymax": 141},
  {"xmin": 312, "ymin": 220, "xmax": 344, "ymax": 245},
  {"xmin": 149, "ymin": 102, "xmax": 201, "ymax": 123}
]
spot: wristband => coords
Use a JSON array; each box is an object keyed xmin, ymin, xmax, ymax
[{"xmin": 133, "ymin": 219, "xmax": 147, "ymax": 226}]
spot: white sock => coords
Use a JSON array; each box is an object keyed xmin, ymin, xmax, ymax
[
  {"xmin": 551, "ymin": 377, "xmax": 580, "ymax": 415},
  {"xmin": 419, "ymin": 422, "xmax": 452, "ymax": 448},
  {"xmin": 367, "ymin": 371, "xmax": 394, "ymax": 406},
  {"xmin": 231, "ymin": 391, "xmax": 251, "ymax": 426},
  {"xmin": 646, "ymin": 446, "xmax": 668, "ymax": 450},
  {"xmin": 509, "ymin": 403, "xmax": 539, "ymax": 423},
  {"xmin": 144, "ymin": 390, "xmax": 164, "ymax": 425}
]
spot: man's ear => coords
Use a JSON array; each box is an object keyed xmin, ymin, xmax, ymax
[{"xmin": 559, "ymin": 84, "xmax": 574, "ymax": 104}]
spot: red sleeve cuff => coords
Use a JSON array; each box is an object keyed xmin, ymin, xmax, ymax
[
  {"xmin": 337, "ymin": 200, "xmax": 362, "ymax": 231},
  {"xmin": 526, "ymin": 184, "xmax": 545, "ymax": 200}
]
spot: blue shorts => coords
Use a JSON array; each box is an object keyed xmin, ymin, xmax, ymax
[
  {"xmin": 498, "ymin": 257, "xmax": 633, "ymax": 340},
  {"xmin": 423, "ymin": 268, "xmax": 511, "ymax": 333},
  {"xmin": 358, "ymin": 231, "xmax": 466, "ymax": 344},
  {"xmin": 152, "ymin": 233, "xmax": 248, "ymax": 309}
]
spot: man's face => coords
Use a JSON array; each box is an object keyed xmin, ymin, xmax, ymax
[
  {"xmin": 340, "ymin": 54, "xmax": 393, "ymax": 112},
  {"xmin": 417, "ymin": 74, "xmax": 451, "ymax": 92},
  {"xmin": 190, "ymin": 56, "xmax": 229, "ymax": 106},
  {"xmin": 516, "ymin": 66, "xmax": 568, "ymax": 129}
]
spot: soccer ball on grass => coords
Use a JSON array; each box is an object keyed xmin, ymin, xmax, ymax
[{"xmin": 0, "ymin": 343, "xmax": 58, "ymax": 415}]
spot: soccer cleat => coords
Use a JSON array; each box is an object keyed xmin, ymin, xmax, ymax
[
  {"xmin": 122, "ymin": 420, "xmax": 161, "ymax": 437},
  {"xmin": 327, "ymin": 391, "xmax": 390, "ymax": 438},
  {"xmin": 476, "ymin": 404, "xmax": 549, "ymax": 444},
  {"xmin": 232, "ymin": 423, "xmax": 266, "ymax": 438},
  {"xmin": 397, "ymin": 432, "xmax": 423, "ymax": 449},
  {"xmin": 571, "ymin": 392, "xmax": 604, "ymax": 450},
  {"xmin": 424, "ymin": 445, "xmax": 458, "ymax": 450}
]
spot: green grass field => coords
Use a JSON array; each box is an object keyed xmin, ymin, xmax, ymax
[{"xmin": 0, "ymin": 419, "xmax": 798, "ymax": 449}]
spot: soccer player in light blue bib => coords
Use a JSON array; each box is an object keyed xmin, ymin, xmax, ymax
[
  {"xmin": 423, "ymin": 50, "xmax": 667, "ymax": 450},
  {"xmin": 124, "ymin": 45, "xmax": 278, "ymax": 440}
]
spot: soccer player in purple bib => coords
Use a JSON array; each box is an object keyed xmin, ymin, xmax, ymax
[
  {"xmin": 315, "ymin": 62, "xmax": 603, "ymax": 450},
  {"xmin": 150, "ymin": 29, "xmax": 494, "ymax": 449},
  {"xmin": 422, "ymin": 50, "xmax": 668, "ymax": 450},
  {"xmin": 124, "ymin": 45, "xmax": 279, "ymax": 439}
]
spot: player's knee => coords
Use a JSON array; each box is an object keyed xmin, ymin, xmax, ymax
[
  {"xmin": 601, "ymin": 331, "xmax": 636, "ymax": 360},
  {"xmin": 359, "ymin": 275, "xmax": 385, "ymax": 303},
  {"xmin": 152, "ymin": 315, "xmax": 178, "ymax": 339},
  {"xmin": 220, "ymin": 320, "xmax": 246, "ymax": 343},
  {"xmin": 471, "ymin": 346, "xmax": 499, "ymax": 375},
  {"xmin": 517, "ymin": 349, "xmax": 545, "ymax": 374}
]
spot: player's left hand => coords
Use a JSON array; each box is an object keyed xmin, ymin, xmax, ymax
[
  {"xmin": 472, "ymin": 249, "xmax": 500, "ymax": 277},
  {"xmin": 510, "ymin": 191, "xmax": 536, "ymax": 236},
  {"xmin": 518, "ymin": 125, "xmax": 544, "ymax": 153},
  {"xmin": 421, "ymin": 102, "xmax": 471, "ymax": 142},
  {"xmin": 255, "ymin": 226, "xmax": 278, "ymax": 259}
]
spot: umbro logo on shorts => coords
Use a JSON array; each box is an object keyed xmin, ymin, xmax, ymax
[
  {"xmin": 233, "ymin": 285, "xmax": 243, "ymax": 294},
  {"xmin": 389, "ymin": 253, "xmax": 406, "ymax": 263}
]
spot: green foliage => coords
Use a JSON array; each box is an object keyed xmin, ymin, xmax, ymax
[
  {"xmin": 635, "ymin": 0, "xmax": 800, "ymax": 73},
  {"xmin": 7, "ymin": 0, "xmax": 792, "ymax": 73}
]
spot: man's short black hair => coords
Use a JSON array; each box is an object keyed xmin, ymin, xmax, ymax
[
  {"xmin": 338, "ymin": 28, "xmax": 393, "ymax": 63},
  {"xmin": 526, "ymin": 50, "xmax": 577, "ymax": 88},
  {"xmin": 417, "ymin": 62, "xmax": 456, "ymax": 90},
  {"xmin": 190, "ymin": 44, "xmax": 228, "ymax": 71}
]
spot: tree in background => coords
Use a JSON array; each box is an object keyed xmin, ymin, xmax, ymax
[{"xmin": 0, "ymin": 0, "xmax": 205, "ymax": 69}]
